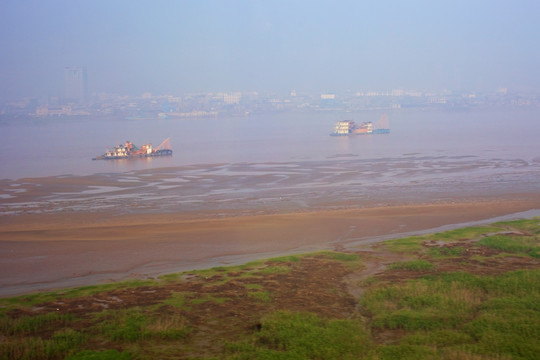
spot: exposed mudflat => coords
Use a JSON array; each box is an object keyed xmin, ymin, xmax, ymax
[{"xmin": 1, "ymin": 159, "xmax": 540, "ymax": 297}]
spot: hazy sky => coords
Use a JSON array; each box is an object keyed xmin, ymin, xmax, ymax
[{"xmin": 1, "ymin": 0, "xmax": 539, "ymax": 99}]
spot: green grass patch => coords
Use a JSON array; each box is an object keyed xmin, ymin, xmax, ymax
[
  {"xmin": 244, "ymin": 284, "xmax": 263, "ymax": 290},
  {"xmin": 240, "ymin": 259, "xmax": 266, "ymax": 268},
  {"xmin": 0, "ymin": 279, "xmax": 157, "ymax": 312},
  {"xmin": 97, "ymin": 307, "xmax": 151, "ymax": 342},
  {"xmin": 257, "ymin": 265, "xmax": 292, "ymax": 275},
  {"xmin": 387, "ymin": 260, "xmax": 435, "ymax": 271},
  {"xmin": 427, "ymin": 246, "xmax": 466, "ymax": 258},
  {"xmin": 162, "ymin": 292, "xmax": 189, "ymax": 309},
  {"xmin": 463, "ymin": 309, "xmax": 540, "ymax": 359},
  {"xmin": 247, "ymin": 290, "xmax": 272, "ymax": 303},
  {"xmin": 157, "ymin": 272, "xmax": 182, "ymax": 283},
  {"xmin": 374, "ymin": 344, "xmax": 436, "ymax": 360},
  {"xmin": 244, "ymin": 283, "xmax": 273, "ymax": 303},
  {"xmin": 362, "ymin": 269, "xmax": 540, "ymax": 359},
  {"xmin": 266, "ymin": 251, "xmax": 361, "ymax": 267},
  {"xmin": 403, "ymin": 328, "xmax": 473, "ymax": 347},
  {"xmin": 382, "ymin": 236, "xmax": 425, "ymax": 253},
  {"xmin": 225, "ymin": 311, "xmax": 372, "ymax": 359},
  {"xmin": 382, "ymin": 225, "xmax": 502, "ymax": 255},
  {"xmin": 266, "ymin": 254, "xmax": 301, "ymax": 263},
  {"xmin": 0, "ymin": 312, "xmax": 76, "ymax": 336},
  {"xmin": 319, "ymin": 251, "xmax": 363, "ymax": 269},
  {"xmin": 187, "ymin": 261, "xmax": 271, "ymax": 285},
  {"xmin": 188, "ymin": 267, "xmax": 229, "ymax": 281},
  {"xmin": 429, "ymin": 225, "xmax": 501, "ymax": 242},
  {"xmin": 146, "ymin": 312, "xmax": 191, "ymax": 340},
  {"xmin": 0, "ymin": 328, "xmax": 87, "ymax": 360},
  {"xmin": 493, "ymin": 217, "xmax": 540, "ymax": 234},
  {"xmin": 56, "ymin": 279, "xmax": 156, "ymax": 300},
  {"xmin": 95, "ymin": 306, "xmax": 191, "ymax": 343},
  {"xmin": 312, "ymin": 250, "xmax": 361, "ymax": 262},
  {"xmin": 477, "ymin": 235, "xmax": 540, "ymax": 258},
  {"xmin": 189, "ymin": 294, "xmax": 230, "ymax": 305},
  {"xmin": 66, "ymin": 349, "xmax": 132, "ymax": 360}
]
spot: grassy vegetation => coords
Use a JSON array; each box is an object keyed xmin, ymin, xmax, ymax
[
  {"xmin": 387, "ymin": 260, "xmax": 435, "ymax": 271},
  {"xmin": 189, "ymin": 294, "xmax": 230, "ymax": 305},
  {"xmin": 429, "ymin": 226, "xmax": 502, "ymax": 242},
  {"xmin": 256, "ymin": 265, "xmax": 292, "ymax": 275},
  {"xmin": 266, "ymin": 255, "xmax": 301, "ymax": 263},
  {"xmin": 492, "ymin": 218, "xmax": 540, "ymax": 234},
  {"xmin": 427, "ymin": 245, "xmax": 466, "ymax": 258},
  {"xmin": 1, "ymin": 219, "xmax": 539, "ymax": 359},
  {"xmin": 162, "ymin": 291, "xmax": 189, "ymax": 309},
  {"xmin": 382, "ymin": 225, "xmax": 504, "ymax": 255},
  {"xmin": 89, "ymin": 306, "xmax": 191, "ymax": 349},
  {"xmin": 247, "ymin": 289, "xmax": 273, "ymax": 303},
  {"xmin": 0, "ymin": 312, "xmax": 75, "ymax": 336},
  {"xmin": 381, "ymin": 235, "xmax": 426, "ymax": 253},
  {"xmin": 477, "ymin": 235, "xmax": 540, "ymax": 258},
  {"xmin": 223, "ymin": 266, "xmax": 540, "ymax": 360},
  {"xmin": 361, "ymin": 269, "xmax": 540, "ymax": 359},
  {"xmin": 65, "ymin": 349, "xmax": 132, "ymax": 360},
  {"xmin": 224, "ymin": 311, "xmax": 372, "ymax": 360},
  {"xmin": 0, "ymin": 279, "xmax": 156, "ymax": 312},
  {"xmin": 0, "ymin": 327, "xmax": 87, "ymax": 360}
]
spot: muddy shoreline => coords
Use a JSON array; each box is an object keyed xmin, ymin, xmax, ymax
[
  {"xmin": 2, "ymin": 199, "xmax": 540, "ymax": 298},
  {"xmin": 1, "ymin": 159, "xmax": 540, "ymax": 297}
]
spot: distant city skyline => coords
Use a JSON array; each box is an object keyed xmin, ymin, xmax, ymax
[
  {"xmin": 1, "ymin": 1, "xmax": 540, "ymax": 100},
  {"xmin": 3, "ymin": 83, "xmax": 537, "ymax": 120}
]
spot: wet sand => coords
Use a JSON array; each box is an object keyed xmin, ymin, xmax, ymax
[
  {"xmin": 1, "ymin": 159, "xmax": 540, "ymax": 297},
  {"xmin": 2, "ymin": 198, "xmax": 540, "ymax": 297}
]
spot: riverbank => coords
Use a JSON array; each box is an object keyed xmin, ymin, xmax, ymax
[
  {"xmin": 1, "ymin": 157, "xmax": 540, "ymax": 296},
  {"xmin": 1, "ymin": 217, "xmax": 539, "ymax": 359},
  {"xmin": 1, "ymin": 195, "xmax": 540, "ymax": 297}
]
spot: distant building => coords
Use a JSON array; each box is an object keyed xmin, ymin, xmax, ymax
[
  {"xmin": 34, "ymin": 105, "xmax": 90, "ymax": 117},
  {"xmin": 320, "ymin": 93, "xmax": 335, "ymax": 107},
  {"xmin": 36, "ymin": 105, "xmax": 72, "ymax": 116},
  {"xmin": 64, "ymin": 66, "xmax": 88, "ymax": 104},
  {"xmin": 223, "ymin": 92, "xmax": 241, "ymax": 104}
]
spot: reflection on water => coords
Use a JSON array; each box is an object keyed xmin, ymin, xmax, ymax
[{"xmin": 0, "ymin": 108, "xmax": 539, "ymax": 179}]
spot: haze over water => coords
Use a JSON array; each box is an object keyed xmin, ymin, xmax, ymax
[
  {"xmin": 2, "ymin": 1, "xmax": 540, "ymax": 183},
  {"xmin": 1, "ymin": 108, "xmax": 539, "ymax": 180}
]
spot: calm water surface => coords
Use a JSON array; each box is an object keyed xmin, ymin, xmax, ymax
[{"xmin": 1, "ymin": 108, "xmax": 539, "ymax": 180}]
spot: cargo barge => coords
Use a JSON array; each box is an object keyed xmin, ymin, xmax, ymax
[
  {"xmin": 330, "ymin": 113, "xmax": 390, "ymax": 136},
  {"xmin": 93, "ymin": 138, "xmax": 172, "ymax": 160}
]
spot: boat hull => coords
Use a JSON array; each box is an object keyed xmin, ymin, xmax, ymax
[{"xmin": 93, "ymin": 149, "xmax": 172, "ymax": 160}]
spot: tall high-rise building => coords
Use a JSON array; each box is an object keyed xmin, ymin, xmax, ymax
[{"xmin": 64, "ymin": 66, "xmax": 87, "ymax": 104}]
